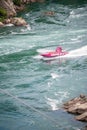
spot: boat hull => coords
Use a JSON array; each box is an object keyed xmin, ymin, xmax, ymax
[{"xmin": 41, "ymin": 51, "xmax": 68, "ymax": 58}]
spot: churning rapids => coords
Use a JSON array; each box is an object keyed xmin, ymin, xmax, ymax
[{"xmin": 0, "ymin": 2, "xmax": 87, "ymax": 130}]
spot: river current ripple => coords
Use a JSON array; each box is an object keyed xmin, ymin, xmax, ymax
[{"xmin": 0, "ymin": 2, "xmax": 87, "ymax": 130}]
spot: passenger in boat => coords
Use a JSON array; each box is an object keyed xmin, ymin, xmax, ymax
[{"xmin": 55, "ymin": 47, "xmax": 62, "ymax": 53}]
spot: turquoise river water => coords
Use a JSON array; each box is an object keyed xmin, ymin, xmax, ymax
[{"xmin": 0, "ymin": 1, "xmax": 87, "ymax": 130}]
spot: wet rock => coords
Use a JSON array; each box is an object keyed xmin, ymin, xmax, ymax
[
  {"xmin": 63, "ymin": 95, "xmax": 87, "ymax": 122},
  {"xmin": 75, "ymin": 112, "xmax": 87, "ymax": 121},
  {"xmin": 0, "ymin": 22, "xmax": 4, "ymax": 27},
  {"xmin": 10, "ymin": 17, "xmax": 27, "ymax": 26},
  {"xmin": 2, "ymin": 17, "xmax": 28, "ymax": 27},
  {"xmin": 68, "ymin": 102, "xmax": 87, "ymax": 114},
  {"xmin": 3, "ymin": 18, "xmax": 11, "ymax": 24}
]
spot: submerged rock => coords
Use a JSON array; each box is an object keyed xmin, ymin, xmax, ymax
[{"xmin": 44, "ymin": 11, "xmax": 55, "ymax": 16}]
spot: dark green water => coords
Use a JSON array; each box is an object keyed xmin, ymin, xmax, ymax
[{"xmin": 0, "ymin": 2, "xmax": 87, "ymax": 130}]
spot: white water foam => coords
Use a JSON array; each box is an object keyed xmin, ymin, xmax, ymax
[
  {"xmin": 47, "ymin": 98, "xmax": 59, "ymax": 111},
  {"xmin": 51, "ymin": 73, "xmax": 59, "ymax": 79},
  {"xmin": 37, "ymin": 49, "xmax": 53, "ymax": 54},
  {"xmin": 4, "ymin": 24, "xmax": 14, "ymax": 27},
  {"xmin": 21, "ymin": 24, "xmax": 31, "ymax": 32}
]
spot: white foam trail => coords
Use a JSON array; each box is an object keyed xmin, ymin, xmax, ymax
[
  {"xmin": 33, "ymin": 55, "xmax": 42, "ymax": 59},
  {"xmin": 66, "ymin": 45, "xmax": 87, "ymax": 58}
]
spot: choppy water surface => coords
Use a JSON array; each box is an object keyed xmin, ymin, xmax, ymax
[{"xmin": 0, "ymin": 2, "xmax": 87, "ymax": 130}]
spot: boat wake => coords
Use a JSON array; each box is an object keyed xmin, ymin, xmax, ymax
[
  {"xmin": 67, "ymin": 45, "xmax": 87, "ymax": 58},
  {"xmin": 34, "ymin": 45, "xmax": 87, "ymax": 61}
]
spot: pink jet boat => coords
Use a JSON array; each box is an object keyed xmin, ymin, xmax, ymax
[{"xmin": 41, "ymin": 47, "xmax": 68, "ymax": 58}]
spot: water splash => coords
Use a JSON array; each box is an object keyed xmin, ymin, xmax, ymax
[
  {"xmin": 46, "ymin": 98, "xmax": 59, "ymax": 111},
  {"xmin": 51, "ymin": 73, "xmax": 59, "ymax": 79}
]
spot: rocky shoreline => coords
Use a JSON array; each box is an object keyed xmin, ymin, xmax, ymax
[
  {"xmin": 63, "ymin": 95, "xmax": 87, "ymax": 130},
  {"xmin": 0, "ymin": 0, "xmax": 44, "ymax": 27}
]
